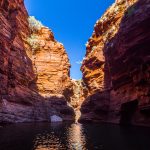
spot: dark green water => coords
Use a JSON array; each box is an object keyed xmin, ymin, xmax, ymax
[{"xmin": 0, "ymin": 123, "xmax": 150, "ymax": 150}]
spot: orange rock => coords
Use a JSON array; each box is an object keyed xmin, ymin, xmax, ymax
[
  {"xmin": 0, "ymin": 0, "xmax": 74, "ymax": 123},
  {"xmin": 80, "ymin": 0, "xmax": 150, "ymax": 126},
  {"xmin": 28, "ymin": 25, "xmax": 72, "ymax": 97}
]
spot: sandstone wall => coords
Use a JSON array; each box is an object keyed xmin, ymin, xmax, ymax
[
  {"xmin": 70, "ymin": 80, "xmax": 88, "ymax": 108},
  {"xmin": 27, "ymin": 24, "xmax": 72, "ymax": 97},
  {"xmin": 0, "ymin": 0, "xmax": 74, "ymax": 123},
  {"xmin": 80, "ymin": 0, "xmax": 150, "ymax": 126},
  {"xmin": 69, "ymin": 79, "xmax": 88, "ymax": 122}
]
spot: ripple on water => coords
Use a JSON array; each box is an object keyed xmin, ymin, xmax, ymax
[
  {"xmin": 33, "ymin": 123, "xmax": 86, "ymax": 150},
  {"xmin": 0, "ymin": 123, "xmax": 150, "ymax": 150}
]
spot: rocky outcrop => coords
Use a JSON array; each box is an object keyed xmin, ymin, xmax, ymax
[
  {"xmin": 27, "ymin": 18, "xmax": 72, "ymax": 97},
  {"xmin": 70, "ymin": 80, "xmax": 88, "ymax": 109},
  {"xmin": 80, "ymin": 0, "xmax": 150, "ymax": 126},
  {"xmin": 69, "ymin": 80, "xmax": 88, "ymax": 121},
  {"xmin": 0, "ymin": 0, "xmax": 74, "ymax": 123}
]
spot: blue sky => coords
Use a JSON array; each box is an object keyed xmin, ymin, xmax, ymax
[{"xmin": 25, "ymin": 0, "xmax": 114, "ymax": 79}]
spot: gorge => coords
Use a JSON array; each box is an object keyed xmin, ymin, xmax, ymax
[
  {"xmin": 0, "ymin": 0, "xmax": 150, "ymax": 128},
  {"xmin": 0, "ymin": 0, "xmax": 74, "ymax": 123}
]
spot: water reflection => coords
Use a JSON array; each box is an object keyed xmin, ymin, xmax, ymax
[
  {"xmin": 67, "ymin": 123, "xmax": 86, "ymax": 150},
  {"xmin": 0, "ymin": 123, "xmax": 150, "ymax": 150},
  {"xmin": 33, "ymin": 123, "xmax": 86, "ymax": 150},
  {"xmin": 33, "ymin": 133, "xmax": 65, "ymax": 150},
  {"xmin": 33, "ymin": 123, "xmax": 66, "ymax": 150}
]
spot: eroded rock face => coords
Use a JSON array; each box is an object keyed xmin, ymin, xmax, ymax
[
  {"xmin": 0, "ymin": 0, "xmax": 74, "ymax": 123},
  {"xmin": 69, "ymin": 80, "xmax": 88, "ymax": 121},
  {"xmin": 80, "ymin": 0, "xmax": 150, "ymax": 126},
  {"xmin": 70, "ymin": 80, "xmax": 88, "ymax": 109},
  {"xmin": 27, "ymin": 24, "xmax": 72, "ymax": 97}
]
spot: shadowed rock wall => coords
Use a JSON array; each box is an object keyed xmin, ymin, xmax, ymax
[
  {"xmin": 0, "ymin": 0, "xmax": 74, "ymax": 123},
  {"xmin": 80, "ymin": 0, "xmax": 150, "ymax": 126}
]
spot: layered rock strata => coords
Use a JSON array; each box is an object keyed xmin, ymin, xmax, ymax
[
  {"xmin": 0, "ymin": 0, "xmax": 74, "ymax": 123},
  {"xmin": 80, "ymin": 0, "xmax": 150, "ymax": 126},
  {"xmin": 27, "ymin": 19, "xmax": 72, "ymax": 97},
  {"xmin": 69, "ymin": 80, "xmax": 88, "ymax": 121}
]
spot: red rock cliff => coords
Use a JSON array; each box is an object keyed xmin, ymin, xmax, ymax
[
  {"xmin": 80, "ymin": 0, "xmax": 150, "ymax": 126},
  {"xmin": 0, "ymin": 0, "xmax": 74, "ymax": 123},
  {"xmin": 26, "ymin": 18, "xmax": 72, "ymax": 97}
]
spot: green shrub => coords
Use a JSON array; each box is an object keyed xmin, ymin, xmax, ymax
[
  {"xmin": 28, "ymin": 16, "xmax": 43, "ymax": 31},
  {"xmin": 27, "ymin": 35, "xmax": 40, "ymax": 53},
  {"xmin": 91, "ymin": 46, "xmax": 96, "ymax": 52}
]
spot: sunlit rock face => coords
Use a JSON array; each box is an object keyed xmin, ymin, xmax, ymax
[
  {"xmin": 27, "ymin": 23, "xmax": 72, "ymax": 97},
  {"xmin": 69, "ymin": 80, "xmax": 88, "ymax": 122},
  {"xmin": 81, "ymin": 0, "xmax": 137, "ymax": 94},
  {"xmin": 80, "ymin": 0, "xmax": 150, "ymax": 126},
  {"xmin": 0, "ymin": 0, "xmax": 74, "ymax": 123},
  {"xmin": 70, "ymin": 80, "xmax": 88, "ymax": 109}
]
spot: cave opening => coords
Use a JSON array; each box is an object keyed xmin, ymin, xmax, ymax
[
  {"xmin": 140, "ymin": 106, "xmax": 150, "ymax": 116},
  {"xmin": 120, "ymin": 100, "xmax": 138, "ymax": 125}
]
